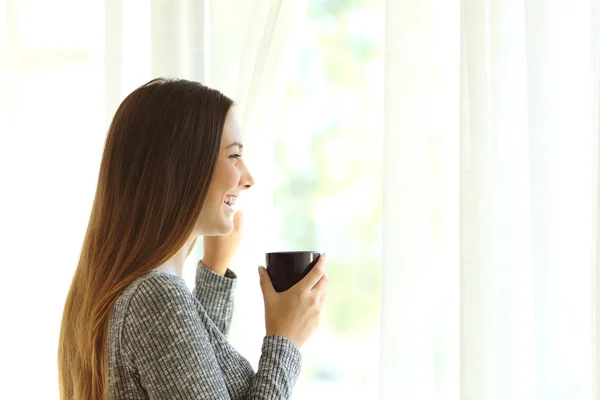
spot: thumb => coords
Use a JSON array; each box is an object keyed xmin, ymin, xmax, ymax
[{"xmin": 258, "ymin": 266, "xmax": 275, "ymax": 297}]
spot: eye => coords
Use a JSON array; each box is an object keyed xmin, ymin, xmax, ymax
[{"xmin": 229, "ymin": 153, "xmax": 241, "ymax": 160}]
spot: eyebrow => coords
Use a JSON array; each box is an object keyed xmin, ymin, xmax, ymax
[{"xmin": 225, "ymin": 142, "xmax": 244, "ymax": 149}]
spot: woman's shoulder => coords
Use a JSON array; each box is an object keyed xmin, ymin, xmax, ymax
[
  {"xmin": 118, "ymin": 270, "xmax": 191, "ymax": 310},
  {"xmin": 111, "ymin": 271, "xmax": 195, "ymax": 330},
  {"xmin": 129, "ymin": 269, "xmax": 188, "ymax": 294}
]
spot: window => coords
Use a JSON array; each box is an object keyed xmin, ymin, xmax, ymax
[{"xmin": 273, "ymin": 1, "xmax": 384, "ymax": 397}]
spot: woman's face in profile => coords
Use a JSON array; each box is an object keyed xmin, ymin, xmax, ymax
[{"xmin": 195, "ymin": 106, "xmax": 255, "ymax": 235}]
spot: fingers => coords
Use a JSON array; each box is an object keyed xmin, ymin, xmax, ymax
[
  {"xmin": 297, "ymin": 253, "xmax": 327, "ymax": 292},
  {"xmin": 319, "ymin": 291, "xmax": 328, "ymax": 308},
  {"xmin": 311, "ymin": 271, "xmax": 329, "ymax": 297},
  {"xmin": 234, "ymin": 208, "xmax": 244, "ymax": 224},
  {"xmin": 231, "ymin": 210, "xmax": 244, "ymax": 234},
  {"xmin": 258, "ymin": 266, "xmax": 275, "ymax": 298}
]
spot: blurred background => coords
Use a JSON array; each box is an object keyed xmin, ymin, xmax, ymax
[{"xmin": 267, "ymin": 0, "xmax": 383, "ymax": 397}]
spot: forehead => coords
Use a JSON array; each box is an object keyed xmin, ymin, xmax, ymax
[{"xmin": 221, "ymin": 107, "xmax": 242, "ymax": 145}]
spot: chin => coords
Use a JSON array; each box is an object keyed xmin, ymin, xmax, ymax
[
  {"xmin": 198, "ymin": 209, "xmax": 234, "ymax": 235},
  {"xmin": 217, "ymin": 226, "xmax": 234, "ymax": 236},
  {"xmin": 215, "ymin": 216, "xmax": 234, "ymax": 235}
]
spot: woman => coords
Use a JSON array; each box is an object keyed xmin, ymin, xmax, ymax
[{"xmin": 57, "ymin": 78, "xmax": 329, "ymax": 399}]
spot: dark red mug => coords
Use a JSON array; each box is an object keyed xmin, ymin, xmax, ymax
[{"xmin": 266, "ymin": 251, "xmax": 321, "ymax": 292}]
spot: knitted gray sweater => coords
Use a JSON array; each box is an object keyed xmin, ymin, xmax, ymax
[{"xmin": 107, "ymin": 261, "xmax": 302, "ymax": 399}]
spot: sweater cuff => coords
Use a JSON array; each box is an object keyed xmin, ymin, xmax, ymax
[
  {"xmin": 195, "ymin": 260, "xmax": 237, "ymax": 293},
  {"xmin": 262, "ymin": 334, "xmax": 302, "ymax": 381}
]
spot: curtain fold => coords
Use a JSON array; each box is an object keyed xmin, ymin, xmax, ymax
[
  {"xmin": 382, "ymin": 0, "xmax": 600, "ymax": 399},
  {"xmin": 382, "ymin": 1, "xmax": 461, "ymax": 398},
  {"xmin": 594, "ymin": 1, "xmax": 600, "ymax": 395}
]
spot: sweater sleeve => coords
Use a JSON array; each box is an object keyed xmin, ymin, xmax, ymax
[
  {"xmin": 191, "ymin": 261, "xmax": 237, "ymax": 337},
  {"xmin": 121, "ymin": 275, "xmax": 302, "ymax": 400}
]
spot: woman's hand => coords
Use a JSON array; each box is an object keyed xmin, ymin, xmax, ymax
[
  {"xmin": 201, "ymin": 209, "xmax": 245, "ymax": 276},
  {"xmin": 258, "ymin": 253, "xmax": 329, "ymax": 348}
]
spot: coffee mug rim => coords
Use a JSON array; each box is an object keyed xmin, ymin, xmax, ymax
[{"xmin": 266, "ymin": 251, "xmax": 319, "ymax": 255}]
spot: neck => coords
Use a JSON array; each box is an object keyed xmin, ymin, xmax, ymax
[{"xmin": 156, "ymin": 235, "xmax": 198, "ymax": 277}]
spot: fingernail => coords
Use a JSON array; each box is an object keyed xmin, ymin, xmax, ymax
[{"xmin": 258, "ymin": 266, "xmax": 265, "ymax": 276}]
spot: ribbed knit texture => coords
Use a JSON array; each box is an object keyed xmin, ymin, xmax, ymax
[{"xmin": 107, "ymin": 261, "xmax": 302, "ymax": 399}]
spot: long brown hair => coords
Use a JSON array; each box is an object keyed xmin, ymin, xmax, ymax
[{"xmin": 57, "ymin": 78, "xmax": 233, "ymax": 399}]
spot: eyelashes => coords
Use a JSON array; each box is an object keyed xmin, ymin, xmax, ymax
[{"xmin": 229, "ymin": 154, "xmax": 242, "ymax": 160}]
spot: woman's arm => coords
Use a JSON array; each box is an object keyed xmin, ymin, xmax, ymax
[
  {"xmin": 194, "ymin": 210, "xmax": 245, "ymax": 336},
  {"xmin": 191, "ymin": 260, "xmax": 237, "ymax": 336},
  {"xmin": 121, "ymin": 275, "xmax": 302, "ymax": 399}
]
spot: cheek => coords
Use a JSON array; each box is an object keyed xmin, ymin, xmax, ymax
[
  {"xmin": 223, "ymin": 162, "xmax": 240, "ymax": 187},
  {"xmin": 212, "ymin": 161, "xmax": 240, "ymax": 193}
]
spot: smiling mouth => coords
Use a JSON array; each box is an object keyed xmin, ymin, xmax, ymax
[{"xmin": 223, "ymin": 194, "xmax": 237, "ymax": 210}]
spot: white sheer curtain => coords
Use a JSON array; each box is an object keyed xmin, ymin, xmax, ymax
[{"xmin": 382, "ymin": 1, "xmax": 600, "ymax": 399}]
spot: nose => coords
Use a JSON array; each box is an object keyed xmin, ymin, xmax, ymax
[{"xmin": 240, "ymin": 160, "xmax": 255, "ymax": 190}]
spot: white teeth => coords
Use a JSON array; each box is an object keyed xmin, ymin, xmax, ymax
[{"xmin": 224, "ymin": 196, "xmax": 237, "ymax": 207}]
